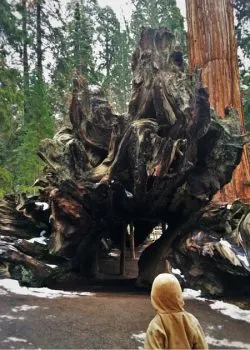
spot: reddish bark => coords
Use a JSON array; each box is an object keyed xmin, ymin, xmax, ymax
[{"xmin": 186, "ymin": 0, "xmax": 250, "ymax": 203}]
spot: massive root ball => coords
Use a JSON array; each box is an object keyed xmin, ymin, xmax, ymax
[{"xmin": 0, "ymin": 28, "xmax": 249, "ymax": 294}]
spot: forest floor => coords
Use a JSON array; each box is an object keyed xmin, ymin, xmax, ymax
[{"xmin": 0, "ymin": 240, "xmax": 250, "ymax": 349}]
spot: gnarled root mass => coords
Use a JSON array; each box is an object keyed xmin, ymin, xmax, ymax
[{"xmin": 0, "ymin": 28, "xmax": 249, "ymax": 295}]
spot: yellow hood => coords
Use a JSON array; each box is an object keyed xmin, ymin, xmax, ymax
[{"xmin": 151, "ymin": 273, "xmax": 184, "ymax": 313}]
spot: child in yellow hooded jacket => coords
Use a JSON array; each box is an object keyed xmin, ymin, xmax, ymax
[{"xmin": 144, "ymin": 273, "xmax": 208, "ymax": 349}]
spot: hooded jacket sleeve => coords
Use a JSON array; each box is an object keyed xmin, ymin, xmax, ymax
[
  {"xmin": 144, "ymin": 316, "xmax": 167, "ymax": 349},
  {"xmin": 192, "ymin": 321, "xmax": 208, "ymax": 349}
]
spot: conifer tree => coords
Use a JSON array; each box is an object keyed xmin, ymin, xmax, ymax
[
  {"xmin": 110, "ymin": 22, "xmax": 133, "ymax": 113},
  {"xmin": 0, "ymin": 59, "xmax": 23, "ymax": 195},
  {"xmin": 50, "ymin": 0, "xmax": 99, "ymax": 122},
  {"xmin": 96, "ymin": 6, "xmax": 120, "ymax": 99},
  {"xmin": 0, "ymin": 1, "xmax": 23, "ymax": 195},
  {"xmin": 131, "ymin": 0, "xmax": 185, "ymax": 44},
  {"xmin": 14, "ymin": 73, "xmax": 54, "ymax": 191},
  {"xmin": 13, "ymin": 0, "xmax": 55, "ymax": 191}
]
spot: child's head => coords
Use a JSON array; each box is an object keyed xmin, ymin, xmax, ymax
[{"xmin": 151, "ymin": 273, "xmax": 184, "ymax": 313}]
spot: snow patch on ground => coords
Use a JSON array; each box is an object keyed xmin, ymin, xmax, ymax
[
  {"xmin": 183, "ymin": 288, "xmax": 204, "ymax": 300},
  {"xmin": 0, "ymin": 279, "xmax": 95, "ymax": 299},
  {"xmin": 0, "ymin": 315, "xmax": 25, "ymax": 320},
  {"xmin": 209, "ymin": 300, "xmax": 250, "ymax": 323},
  {"xmin": 12, "ymin": 305, "xmax": 39, "ymax": 313},
  {"xmin": 207, "ymin": 324, "xmax": 223, "ymax": 331},
  {"xmin": 45, "ymin": 314, "xmax": 56, "ymax": 319},
  {"xmin": 3, "ymin": 337, "xmax": 28, "ymax": 343},
  {"xmin": 131, "ymin": 331, "xmax": 146, "ymax": 349},
  {"xmin": 206, "ymin": 335, "xmax": 250, "ymax": 349},
  {"xmin": 0, "ymin": 288, "xmax": 8, "ymax": 295},
  {"xmin": 183, "ymin": 289, "xmax": 250, "ymax": 323}
]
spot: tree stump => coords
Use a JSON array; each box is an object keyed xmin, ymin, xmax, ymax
[{"xmin": 0, "ymin": 28, "xmax": 249, "ymax": 295}]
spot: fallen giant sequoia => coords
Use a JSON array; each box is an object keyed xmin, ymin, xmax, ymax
[{"xmin": 0, "ymin": 28, "xmax": 250, "ymax": 295}]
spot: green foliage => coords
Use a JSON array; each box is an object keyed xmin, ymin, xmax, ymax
[
  {"xmin": 0, "ymin": 59, "xmax": 23, "ymax": 154},
  {"xmin": 96, "ymin": 6, "xmax": 130, "ymax": 107},
  {"xmin": 50, "ymin": 0, "xmax": 100, "ymax": 121},
  {"xmin": 14, "ymin": 74, "xmax": 54, "ymax": 188},
  {"xmin": 65, "ymin": 0, "xmax": 98, "ymax": 80},
  {"xmin": 0, "ymin": 58, "xmax": 23, "ymax": 195},
  {"xmin": 0, "ymin": 0, "xmax": 21, "ymax": 54},
  {"xmin": 96, "ymin": 6, "xmax": 120, "ymax": 77},
  {"xmin": 131, "ymin": 0, "xmax": 185, "ymax": 45},
  {"xmin": 0, "ymin": 166, "xmax": 13, "ymax": 197},
  {"xmin": 70, "ymin": 2, "xmax": 93, "ymax": 76},
  {"xmin": 110, "ymin": 23, "xmax": 133, "ymax": 113}
]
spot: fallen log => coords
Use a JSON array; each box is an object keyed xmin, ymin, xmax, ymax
[
  {"xmin": 0, "ymin": 195, "xmax": 45, "ymax": 239},
  {"xmin": 168, "ymin": 202, "xmax": 250, "ymax": 296},
  {"xmin": 0, "ymin": 28, "xmax": 249, "ymax": 295}
]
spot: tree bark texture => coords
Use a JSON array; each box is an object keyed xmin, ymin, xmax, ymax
[{"xmin": 186, "ymin": 0, "xmax": 250, "ymax": 203}]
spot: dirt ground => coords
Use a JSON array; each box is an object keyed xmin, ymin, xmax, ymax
[
  {"xmin": 1, "ymin": 286, "xmax": 250, "ymax": 349},
  {"xmin": 0, "ymin": 242, "xmax": 250, "ymax": 349}
]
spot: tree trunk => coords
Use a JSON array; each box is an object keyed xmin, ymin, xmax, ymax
[
  {"xmin": 36, "ymin": 0, "xmax": 43, "ymax": 79},
  {"xmin": 0, "ymin": 195, "xmax": 43, "ymax": 239},
  {"xmin": 74, "ymin": 2, "xmax": 82, "ymax": 76},
  {"xmin": 186, "ymin": 0, "xmax": 250, "ymax": 203},
  {"xmin": 22, "ymin": 0, "xmax": 29, "ymax": 121},
  {"xmin": 129, "ymin": 223, "xmax": 136, "ymax": 259}
]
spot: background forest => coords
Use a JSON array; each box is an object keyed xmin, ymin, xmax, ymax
[{"xmin": 0, "ymin": 0, "xmax": 249, "ymax": 196}]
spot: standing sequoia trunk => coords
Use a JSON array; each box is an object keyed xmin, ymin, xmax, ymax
[{"xmin": 186, "ymin": 0, "xmax": 250, "ymax": 203}]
